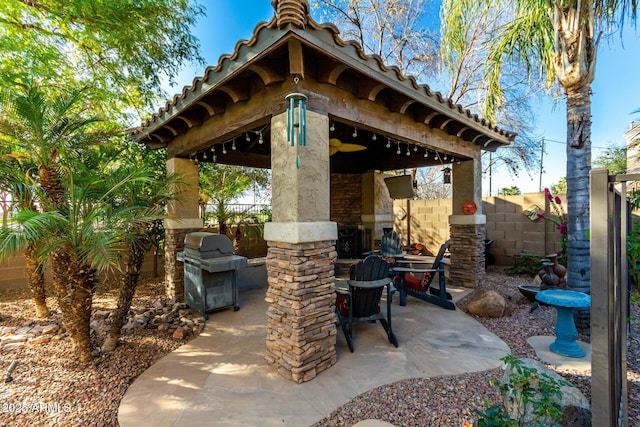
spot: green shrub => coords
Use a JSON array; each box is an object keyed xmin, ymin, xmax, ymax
[{"xmin": 505, "ymin": 251, "xmax": 544, "ymax": 277}]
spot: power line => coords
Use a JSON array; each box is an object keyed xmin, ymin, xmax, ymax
[{"xmin": 538, "ymin": 137, "xmax": 614, "ymax": 150}]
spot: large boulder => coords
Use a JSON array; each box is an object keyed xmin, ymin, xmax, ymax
[
  {"xmin": 466, "ymin": 290, "xmax": 508, "ymax": 318},
  {"xmin": 503, "ymin": 358, "xmax": 590, "ymax": 427}
]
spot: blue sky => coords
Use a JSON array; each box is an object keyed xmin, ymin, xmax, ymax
[{"xmin": 165, "ymin": 0, "xmax": 640, "ymax": 196}]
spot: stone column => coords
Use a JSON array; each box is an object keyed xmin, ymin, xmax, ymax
[
  {"xmin": 164, "ymin": 157, "xmax": 203, "ymax": 300},
  {"xmin": 361, "ymin": 171, "xmax": 394, "ymax": 247},
  {"xmin": 263, "ymin": 109, "xmax": 338, "ymax": 383},
  {"xmin": 448, "ymin": 156, "xmax": 486, "ymax": 288}
]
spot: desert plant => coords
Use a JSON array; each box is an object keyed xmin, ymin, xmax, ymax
[{"xmin": 476, "ymin": 355, "xmax": 569, "ymax": 427}]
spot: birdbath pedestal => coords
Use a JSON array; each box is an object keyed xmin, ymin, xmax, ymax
[{"xmin": 535, "ymin": 290, "xmax": 591, "ymax": 358}]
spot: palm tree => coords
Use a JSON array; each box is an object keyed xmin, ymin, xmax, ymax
[
  {"xmin": 0, "ymin": 165, "xmax": 162, "ymax": 362},
  {"xmin": 0, "ymin": 155, "xmax": 49, "ymax": 317},
  {"xmin": 0, "ymin": 83, "xmax": 106, "ymax": 318},
  {"xmin": 101, "ymin": 156, "xmax": 182, "ymax": 353},
  {"xmin": 441, "ymin": 0, "xmax": 638, "ymax": 317}
]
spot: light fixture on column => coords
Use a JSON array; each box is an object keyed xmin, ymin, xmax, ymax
[
  {"xmin": 442, "ymin": 166, "xmax": 451, "ymax": 184},
  {"xmin": 285, "ymin": 92, "xmax": 308, "ymax": 169}
]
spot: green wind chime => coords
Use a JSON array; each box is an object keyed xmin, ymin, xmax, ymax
[{"xmin": 285, "ymin": 92, "xmax": 307, "ymax": 169}]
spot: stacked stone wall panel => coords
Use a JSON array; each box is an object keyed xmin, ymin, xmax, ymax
[{"xmin": 265, "ymin": 240, "xmax": 337, "ymax": 383}]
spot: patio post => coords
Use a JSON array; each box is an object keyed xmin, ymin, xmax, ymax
[
  {"xmin": 263, "ymin": 108, "xmax": 338, "ymax": 383},
  {"xmin": 164, "ymin": 157, "xmax": 203, "ymax": 300},
  {"xmin": 448, "ymin": 156, "xmax": 486, "ymax": 288}
]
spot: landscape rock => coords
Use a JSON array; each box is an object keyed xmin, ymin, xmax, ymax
[
  {"xmin": 466, "ymin": 290, "xmax": 508, "ymax": 318},
  {"xmin": 172, "ymin": 327, "xmax": 185, "ymax": 340},
  {"xmin": 503, "ymin": 358, "xmax": 590, "ymax": 427}
]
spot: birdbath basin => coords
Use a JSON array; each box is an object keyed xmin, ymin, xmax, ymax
[{"xmin": 536, "ymin": 290, "xmax": 591, "ymax": 357}]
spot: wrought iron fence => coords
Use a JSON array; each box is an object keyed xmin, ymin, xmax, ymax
[
  {"xmin": 203, "ymin": 203, "xmax": 271, "ymax": 225},
  {"xmin": 590, "ymin": 168, "xmax": 635, "ymax": 427}
]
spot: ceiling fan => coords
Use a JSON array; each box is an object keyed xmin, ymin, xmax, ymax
[{"xmin": 329, "ymin": 138, "xmax": 367, "ymax": 156}]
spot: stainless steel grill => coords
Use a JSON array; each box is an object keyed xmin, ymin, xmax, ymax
[{"xmin": 177, "ymin": 232, "xmax": 247, "ymax": 319}]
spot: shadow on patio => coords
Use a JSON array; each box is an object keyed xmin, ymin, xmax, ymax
[{"xmin": 118, "ymin": 265, "xmax": 510, "ymax": 427}]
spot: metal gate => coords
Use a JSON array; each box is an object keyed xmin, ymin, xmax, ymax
[{"xmin": 590, "ymin": 168, "xmax": 636, "ymax": 427}]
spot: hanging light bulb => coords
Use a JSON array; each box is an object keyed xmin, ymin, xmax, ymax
[
  {"xmin": 203, "ymin": 150, "xmax": 207, "ymax": 159},
  {"xmin": 386, "ymin": 138, "xmax": 391, "ymax": 149},
  {"xmin": 352, "ymin": 128, "xmax": 358, "ymax": 138},
  {"xmin": 222, "ymin": 143, "xmax": 227, "ymax": 154},
  {"xmin": 330, "ymin": 122, "xmax": 335, "ymax": 132},
  {"xmin": 456, "ymin": 158, "xmax": 461, "ymax": 164},
  {"xmin": 246, "ymin": 133, "xmax": 250, "ymax": 142},
  {"xmin": 396, "ymin": 143, "xmax": 401, "ymax": 155},
  {"xmin": 443, "ymin": 153, "xmax": 448, "ymax": 160},
  {"xmin": 231, "ymin": 139, "xmax": 236, "ymax": 150},
  {"xmin": 406, "ymin": 145, "xmax": 411, "ymax": 156},
  {"xmin": 435, "ymin": 152, "xmax": 439, "ymax": 160},
  {"xmin": 372, "ymin": 133, "xmax": 377, "ymax": 141},
  {"xmin": 424, "ymin": 149, "xmax": 429, "ymax": 158},
  {"xmin": 414, "ymin": 145, "xmax": 418, "ymax": 152},
  {"xmin": 258, "ymin": 131, "xmax": 264, "ymax": 144}
]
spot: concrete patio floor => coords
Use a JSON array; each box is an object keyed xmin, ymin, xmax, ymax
[{"xmin": 118, "ymin": 269, "xmax": 511, "ymax": 426}]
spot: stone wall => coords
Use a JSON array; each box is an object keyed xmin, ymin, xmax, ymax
[
  {"xmin": 330, "ymin": 173, "xmax": 362, "ymax": 225},
  {"xmin": 449, "ymin": 223, "xmax": 486, "ymax": 288},
  {"xmin": 164, "ymin": 228, "xmax": 201, "ymax": 300},
  {"xmin": 395, "ymin": 192, "xmax": 564, "ymax": 265},
  {"xmin": 264, "ymin": 240, "xmax": 337, "ymax": 383}
]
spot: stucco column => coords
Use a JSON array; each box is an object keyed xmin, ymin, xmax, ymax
[
  {"xmin": 361, "ymin": 171, "xmax": 394, "ymax": 248},
  {"xmin": 449, "ymin": 156, "xmax": 486, "ymax": 288},
  {"xmin": 263, "ymin": 109, "xmax": 338, "ymax": 383},
  {"xmin": 164, "ymin": 157, "xmax": 203, "ymax": 300}
]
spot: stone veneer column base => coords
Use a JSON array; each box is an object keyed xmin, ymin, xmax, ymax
[
  {"xmin": 164, "ymin": 227, "xmax": 201, "ymax": 300},
  {"xmin": 448, "ymin": 223, "xmax": 486, "ymax": 289},
  {"xmin": 265, "ymin": 240, "xmax": 337, "ymax": 383}
]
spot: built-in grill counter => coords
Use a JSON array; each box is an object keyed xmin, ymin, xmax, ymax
[{"xmin": 177, "ymin": 232, "xmax": 247, "ymax": 319}]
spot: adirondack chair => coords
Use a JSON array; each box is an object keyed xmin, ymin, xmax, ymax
[
  {"xmin": 392, "ymin": 240, "xmax": 455, "ymax": 310},
  {"xmin": 335, "ymin": 255, "xmax": 398, "ymax": 352}
]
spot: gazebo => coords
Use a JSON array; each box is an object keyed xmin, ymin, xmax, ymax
[{"xmin": 131, "ymin": 0, "xmax": 515, "ymax": 383}]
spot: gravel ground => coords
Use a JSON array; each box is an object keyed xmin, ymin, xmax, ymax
[{"xmin": 0, "ymin": 268, "xmax": 638, "ymax": 426}]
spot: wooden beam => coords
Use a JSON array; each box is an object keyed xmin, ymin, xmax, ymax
[
  {"xmin": 216, "ymin": 80, "xmax": 250, "ymax": 103},
  {"xmin": 248, "ymin": 61, "xmax": 285, "ymax": 86},
  {"xmin": 356, "ymin": 80, "xmax": 386, "ymax": 101},
  {"xmin": 288, "ymin": 38, "xmax": 304, "ymax": 79}
]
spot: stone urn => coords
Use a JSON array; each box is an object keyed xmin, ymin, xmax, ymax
[
  {"xmin": 540, "ymin": 261, "xmax": 560, "ymax": 290},
  {"xmin": 546, "ymin": 253, "xmax": 567, "ymax": 280}
]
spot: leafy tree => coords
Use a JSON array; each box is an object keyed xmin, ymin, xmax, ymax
[
  {"xmin": 198, "ymin": 163, "xmax": 270, "ymax": 236},
  {"xmin": 550, "ymin": 177, "xmax": 567, "ymax": 195},
  {"xmin": 593, "ymin": 144, "xmax": 627, "ymax": 175},
  {"xmin": 498, "ymin": 186, "xmax": 522, "ymax": 196},
  {"xmin": 0, "ymin": 0, "xmax": 205, "ymax": 121},
  {"xmin": 441, "ymin": 0, "xmax": 638, "ymax": 300},
  {"xmin": 314, "ymin": 0, "xmax": 540, "ymax": 184},
  {"xmin": 414, "ymin": 166, "xmax": 452, "ymax": 199}
]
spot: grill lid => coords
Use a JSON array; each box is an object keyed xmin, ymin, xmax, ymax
[{"xmin": 184, "ymin": 232, "xmax": 236, "ymax": 258}]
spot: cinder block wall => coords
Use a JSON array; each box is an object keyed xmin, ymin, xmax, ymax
[{"xmin": 394, "ymin": 192, "xmax": 564, "ymax": 265}]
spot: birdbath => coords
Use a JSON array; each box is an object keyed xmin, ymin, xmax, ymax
[{"xmin": 535, "ymin": 290, "xmax": 591, "ymax": 358}]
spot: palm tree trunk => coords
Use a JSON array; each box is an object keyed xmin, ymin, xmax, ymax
[
  {"xmin": 38, "ymin": 164, "xmax": 65, "ymax": 211},
  {"xmin": 102, "ymin": 243, "xmax": 146, "ymax": 353},
  {"xmin": 50, "ymin": 249, "xmax": 97, "ymax": 363},
  {"xmin": 565, "ymin": 86, "xmax": 592, "ymax": 333},
  {"xmin": 24, "ymin": 244, "xmax": 48, "ymax": 318}
]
